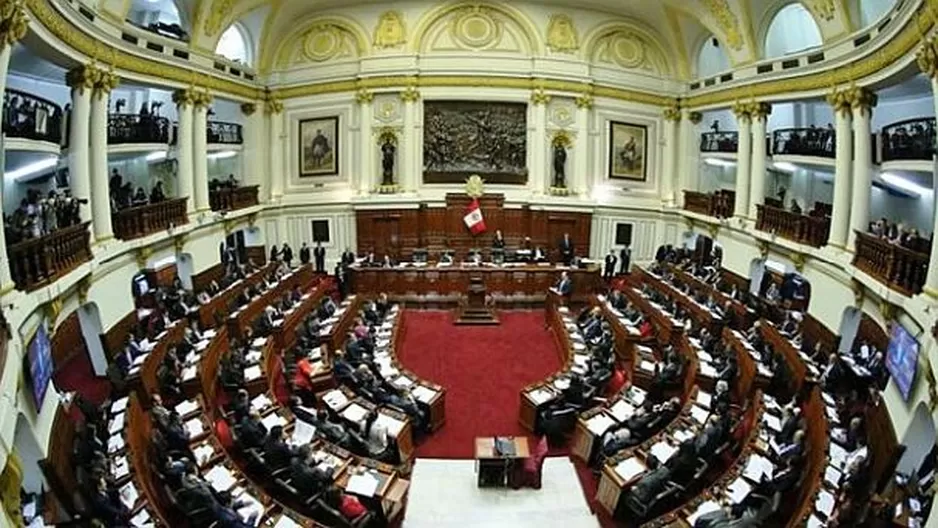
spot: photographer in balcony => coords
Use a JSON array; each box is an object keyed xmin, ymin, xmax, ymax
[{"xmin": 4, "ymin": 188, "xmax": 86, "ymax": 246}]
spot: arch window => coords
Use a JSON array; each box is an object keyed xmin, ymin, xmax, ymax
[
  {"xmin": 128, "ymin": 0, "xmax": 182, "ymax": 28},
  {"xmin": 696, "ymin": 35, "xmax": 731, "ymax": 78},
  {"xmin": 857, "ymin": 0, "xmax": 898, "ymax": 29},
  {"xmin": 216, "ymin": 24, "xmax": 253, "ymax": 66},
  {"xmin": 763, "ymin": 3, "xmax": 823, "ymax": 58}
]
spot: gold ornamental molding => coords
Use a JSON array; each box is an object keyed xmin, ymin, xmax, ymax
[
  {"xmin": 0, "ymin": 0, "xmax": 28, "ymax": 52},
  {"xmin": 826, "ymin": 87, "xmax": 853, "ymax": 116},
  {"xmin": 240, "ymin": 102, "xmax": 257, "ymax": 116},
  {"xmin": 662, "ymin": 105, "xmax": 681, "ymax": 122},
  {"xmin": 687, "ymin": 111, "xmax": 703, "ymax": 124}
]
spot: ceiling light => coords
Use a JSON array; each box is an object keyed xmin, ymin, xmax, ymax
[
  {"xmin": 704, "ymin": 158, "xmax": 735, "ymax": 168},
  {"xmin": 6, "ymin": 157, "xmax": 59, "ymax": 180},
  {"xmin": 146, "ymin": 151, "xmax": 168, "ymax": 162},
  {"xmin": 207, "ymin": 150, "xmax": 238, "ymax": 160},
  {"xmin": 772, "ymin": 162, "xmax": 797, "ymax": 172},
  {"xmin": 881, "ymin": 172, "xmax": 931, "ymax": 196}
]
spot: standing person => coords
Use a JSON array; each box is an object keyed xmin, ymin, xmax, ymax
[
  {"xmin": 281, "ymin": 242, "xmax": 294, "ymax": 268},
  {"xmin": 335, "ymin": 262, "xmax": 346, "ymax": 297},
  {"xmin": 559, "ymin": 233, "xmax": 574, "ymax": 266},
  {"xmin": 269, "ymin": 244, "xmax": 279, "ymax": 263},
  {"xmin": 603, "ymin": 249, "xmax": 617, "ymax": 280},
  {"xmin": 314, "ymin": 242, "xmax": 326, "ymax": 273},
  {"xmin": 299, "ymin": 242, "xmax": 311, "ymax": 265},
  {"xmin": 619, "ymin": 245, "xmax": 631, "ymax": 275}
]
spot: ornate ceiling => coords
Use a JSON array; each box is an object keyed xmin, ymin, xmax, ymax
[{"xmin": 99, "ymin": 0, "xmax": 865, "ymax": 79}]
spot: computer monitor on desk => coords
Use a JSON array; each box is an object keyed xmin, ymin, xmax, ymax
[
  {"xmin": 412, "ymin": 248, "xmax": 428, "ymax": 264},
  {"xmin": 491, "ymin": 248, "xmax": 505, "ymax": 265}
]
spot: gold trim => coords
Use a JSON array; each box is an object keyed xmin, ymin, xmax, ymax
[{"xmin": 923, "ymin": 285, "xmax": 938, "ymax": 299}]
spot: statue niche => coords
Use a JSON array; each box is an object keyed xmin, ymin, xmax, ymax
[
  {"xmin": 550, "ymin": 131, "xmax": 573, "ymax": 193},
  {"xmin": 376, "ymin": 128, "xmax": 399, "ymax": 193}
]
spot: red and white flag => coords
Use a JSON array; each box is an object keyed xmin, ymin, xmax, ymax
[{"xmin": 463, "ymin": 198, "xmax": 486, "ymax": 235}]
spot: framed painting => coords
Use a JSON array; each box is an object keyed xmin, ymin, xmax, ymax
[
  {"xmin": 608, "ymin": 121, "xmax": 648, "ymax": 181},
  {"xmin": 299, "ymin": 116, "xmax": 339, "ymax": 177}
]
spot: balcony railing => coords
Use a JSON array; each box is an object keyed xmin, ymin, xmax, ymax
[
  {"xmin": 209, "ymin": 185, "xmax": 259, "ymax": 212},
  {"xmin": 208, "ymin": 121, "xmax": 243, "ymax": 144},
  {"xmin": 756, "ymin": 204, "xmax": 831, "ymax": 247},
  {"xmin": 683, "ymin": 190, "xmax": 735, "ymax": 218},
  {"xmin": 881, "ymin": 117, "xmax": 936, "ymax": 162},
  {"xmin": 853, "ymin": 231, "xmax": 929, "ymax": 296},
  {"xmin": 107, "ymin": 114, "xmax": 170, "ymax": 145},
  {"xmin": 2, "ymin": 88, "xmax": 64, "ymax": 144},
  {"xmin": 700, "ymin": 132, "xmax": 738, "ymax": 154},
  {"xmin": 8, "ymin": 223, "xmax": 91, "ymax": 291},
  {"xmin": 112, "ymin": 198, "xmax": 188, "ymax": 240},
  {"xmin": 771, "ymin": 127, "xmax": 835, "ymax": 158}
]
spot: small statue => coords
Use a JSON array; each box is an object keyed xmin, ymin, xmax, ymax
[
  {"xmin": 552, "ymin": 141, "xmax": 567, "ymax": 188},
  {"xmin": 381, "ymin": 137, "xmax": 396, "ymax": 186}
]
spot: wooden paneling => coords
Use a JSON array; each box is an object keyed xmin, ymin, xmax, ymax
[
  {"xmin": 38, "ymin": 405, "xmax": 80, "ymax": 516},
  {"xmin": 101, "ymin": 311, "xmax": 138, "ymax": 360},
  {"xmin": 857, "ymin": 313, "xmax": 889, "ymax": 353},
  {"xmin": 51, "ymin": 311, "xmax": 86, "ymax": 370},
  {"xmin": 145, "ymin": 263, "xmax": 177, "ymax": 289},
  {"xmin": 803, "ymin": 313, "xmax": 839, "ymax": 355},
  {"xmin": 192, "ymin": 263, "xmax": 225, "ymax": 292},
  {"xmin": 865, "ymin": 399, "xmax": 900, "ymax": 493},
  {"xmin": 355, "ymin": 194, "xmax": 592, "ymax": 260},
  {"xmin": 245, "ymin": 245, "xmax": 267, "ymax": 265}
]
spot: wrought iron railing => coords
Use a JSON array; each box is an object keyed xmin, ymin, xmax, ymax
[
  {"xmin": 880, "ymin": 117, "xmax": 936, "ymax": 162},
  {"xmin": 2, "ymin": 88, "xmax": 64, "ymax": 144},
  {"xmin": 107, "ymin": 113, "xmax": 170, "ymax": 144},
  {"xmin": 207, "ymin": 121, "xmax": 243, "ymax": 144},
  {"xmin": 771, "ymin": 127, "xmax": 836, "ymax": 158},
  {"xmin": 700, "ymin": 132, "xmax": 738, "ymax": 153}
]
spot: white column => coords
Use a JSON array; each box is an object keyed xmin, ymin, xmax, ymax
[
  {"xmin": 0, "ymin": 43, "xmax": 14, "ymax": 290},
  {"xmin": 661, "ymin": 107, "xmax": 680, "ymax": 205},
  {"xmin": 677, "ymin": 111, "xmax": 701, "ymax": 206},
  {"xmin": 193, "ymin": 92, "xmax": 211, "ymax": 211},
  {"xmin": 848, "ymin": 88, "xmax": 876, "ymax": 250},
  {"xmin": 400, "ymin": 87, "xmax": 419, "ymax": 193},
  {"xmin": 732, "ymin": 104, "xmax": 752, "ymax": 219},
  {"xmin": 827, "ymin": 91, "xmax": 853, "ymax": 248},
  {"xmin": 573, "ymin": 95, "xmax": 592, "ymax": 194},
  {"xmin": 89, "ymin": 71, "xmax": 118, "ymax": 242},
  {"xmin": 265, "ymin": 98, "xmax": 284, "ymax": 200},
  {"xmin": 357, "ymin": 90, "xmax": 375, "ymax": 193},
  {"xmin": 531, "ymin": 89, "xmax": 550, "ymax": 193},
  {"xmin": 240, "ymin": 103, "xmax": 263, "ymax": 195},
  {"xmin": 66, "ymin": 67, "xmax": 93, "ymax": 226},
  {"xmin": 925, "ymin": 77, "xmax": 938, "ymax": 296},
  {"xmin": 748, "ymin": 103, "xmax": 770, "ymax": 219},
  {"xmin": 173, "ymin": 90, "xmax": 194, "ymax": 212}
]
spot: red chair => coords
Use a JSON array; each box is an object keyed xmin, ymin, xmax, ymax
[
  {"xmin": 510, "ymin": 436, "xmax": 549, "ymax": 489},
  {"xmin": 606, "ymin": 368, "xmax": 627, "ymax": 396}
]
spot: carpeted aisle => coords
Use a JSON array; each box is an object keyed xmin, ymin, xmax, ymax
[{"xmin": 397, "ymin": 310, "xmax": 562, "ymax": 459}]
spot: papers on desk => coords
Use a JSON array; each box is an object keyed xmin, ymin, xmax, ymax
[
  {"xmin": 586, "ymin": 414, "xmax": 617, "ymax": 436},
  {"xmin": 109, "ymin": 412, "xmax": 126, "ymax": 435},
  {"xmin": 182, "ymin": 365, "xmax": 198, "ymax": 381},
  {"xmin": 815, "ymin": 489, "xmax": 836, "ymax": 517},
  {"xmin": 342, "ymin": 403, "xmax": 369, "ymax": 424},
  {"xmin": 762, "ymin": 413, "xmax": 782, "ymax": 432},
  {"xmin": 108, "ymin": 434, "xmax": 125, "ymax": 454},
  {"xmin": 650, "ymin": 441, "xmax": 678, "ymax": 464},
  {"xmin": 699, "ymin": 363, "xmax": 718, "ymax": 378},
  {"xmin": 130, "ymin": 508, "xmax": 152, "ymax": 527},
  {"xmin": 528, "ymin": 388, "xmax": 556, "ymax": 406},
  {"xmin": 697, "ymin": 350, "xmax": 713, "ymax": 363},
  {"xmin": 807, "ymin": 515, "xmax": 825, "ymax": 528},
  {"xmin": 573, "ymin": 354, "xmax": 589, "ymax": 367},
  {"xmin": 375, "ymin": 413, "xmax": 405, "ymax": 437},
  {"xmin": 194, "ymin": 443, "xmax": 216, "ymax": 466},
  {"xmin": 824, "ymin": 464, "xmax": 842, "ymax": 487},
  {"xmin": 687, "ymin": 501, "xmax": 721, "ymax": 525},
  {"xmin": 690, "ymin": 405, "xmax": 710, "ymax": 425},
  {"xmin": 627, "ymin": 387, "xmax": 647, "ymax": 407},
  {"xmin": 251, "ymin": 394, "xmax": 273, "ymax": 411},
  {"xmin": 392, "ymin": 375, "xmax": 415, "ymax": 389},
  {"xmin": 291, "ymin": 419, "xmax": 317, "ymax": 446},
  {"xmin": 175, "ymin": 399, "xmax": 199, "ymax": 417},
  {"xmin": 251, "ymin": 337, "xmax": 266, "ymax": 348},
  {"xmin": 205, "ymin": 465, "xmax": 237, "ymax": 492},
  {"xmin": 235, "ymin": 490, "xmax": 264, "ymax": 527},
  {"xmin": 725, "ymin": 476, "xmax": 752, "ymax": 504},
  {"xmin": 111, "ymin": 456, "xmax": 130, "ymax": 480},
  {"xmin": 323, "ymin": 390, "xmax": 350, "ymax": 409},
  {"xmin": 111, "ymin": 397, "xmax": 129, "ymax": 414},
  {"xmin": 346, "ymin": 471, "xmax": 380, "ymax": 497},
  {"xmin": 553, "ymin": 378, "xmax": 571, "ymax": 391},
  {"xmin": 757, "ymin": 364, "xmax": 774, "ymax": 377},
  {"xmin": 412, "ymin": 385, "xmax": 437, "ymax": 404},
  {"xmin": 637, "ymin": 345, "xmax": 654, "ymax": 356},
  {"xmin": 261, "ymin": 413, "xmax": 287, "ymax": 431},
  {"xmin": 308, "ymin": 347, "xmax": 323, "ymax": 361},
  {"xmin": 610, "ymin": 400, "xmax": 634, "ymax": 422},
  {"xmin": 614, "ymin": 457, "xmax": 647, "ymax": 481},
  {"xmin": 829, "ymin": 442, "xmax": 847, "ymax": 469},
  {"xmin": 244, "ymin": 365, "xmax": 263, "ymax": 381},
  {"xmin": 743, "ymin": 454, "xmax": 774, "ymax": 482},
  {"xmin": 245, "ymin": 350, "xmax": 262, "ymax": 364},
  {"xmin": 380, "ymin": 364, "xmax": 400, "ymax": 379},
  {"xmin": 673, "ymin": 428, "xmax": 695, "ymax": 444},
  {"xmin": 572, "ymin": 341, "xmax": 586, "ymax": 352},
  {"xmin": 696, "ymin": 390, "xmax": 712, "ymax": 409},
  {"xmin": 119, "ymin": 482, "xmax": 139, "ymax": 510},
  {"xmin": 639, "ymin": 360, "xmax": 656, "ymax": 373},
  {"xmin": 185, "ymin": 417, "xmax": 205, "ymax": 439}
]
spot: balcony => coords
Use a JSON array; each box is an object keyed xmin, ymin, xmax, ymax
[
  {"xmin": 107, "ymin": 114, "xmax": 170, "ymax": 145},
  {"xmin": 209, "ymin": 185, "xmax": 259, "ymax": 212},
  {"xmin": 880, "ymin": 117, "xmax": 935, "ymax": 162},
  {"xmin": 683, "ymin": 190, "xmax": 735, "ymax": 218},
  {"xmin": 853, "ymin": 231, "xmax": 929, "ymax": 296},
  {"xmin": 208, "ymin": 121, "xmax": 243, "ymax": 144},
  {"xmin": 755, "ymin": 204, "xmax": 831, "ymax": 248},
  {"xmin": 700, "ymin": 132, "xmax": 738, "ymax": 154},
  {"xmin": 771, "ymin": 127, "xmax": 835, "ymax": 158},
  {"xmin": 112, "ymin": 198, "xmax": 188, "ymax": 240},
  {"xmin": 2, "ymin": 89, "xmax": 64, "ymax": 144},
  {"xmin": 8, "ymin": 223, "xmax": 91, "ymax": 292}
]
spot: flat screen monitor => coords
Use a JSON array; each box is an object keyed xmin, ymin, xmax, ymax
[
  {"xmin": 25, "ymin": 324, "xmax": 53, "ymax": 409},
  {"xmin": 133, "ymin": 274, "xmax": 150, "ymax": 296},
  {"xmin": 886, "ymin": 323, "xmax": 920, "ymax": 401}
]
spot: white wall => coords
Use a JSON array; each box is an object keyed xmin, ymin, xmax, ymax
[{"xmin": 869, "ymin": 185, "xmax": 935, "ymax": 234}]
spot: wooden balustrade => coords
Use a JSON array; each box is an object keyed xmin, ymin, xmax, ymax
[
  {"xmin": 682, "ymin": 190, "xmax": 734, "ymax": 218},
  {"xmin": 755, "ymin": 204, "xmax": 830, "ymax": 247},
  {"xmin": 8, "ymin": 223, "xmax": 91, "ymax": 291},
  {"xmin": 853, "ymin": 231, "xmax": 928, "ymax": 296},
  {"xmin": 209, "ymin": 185, "xmax": 259, "ymax": 212},
  {"xmin": 112, "ymin": 198, "xmax": 188, "ymax": 241}
]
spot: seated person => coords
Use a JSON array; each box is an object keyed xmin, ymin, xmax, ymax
[
  {"xmin": 711, "ymin": 380, "xmax": 731, "ymax": 415},
  {"xmin": 237, "ymin": 410, "xmax": 267, "ymax": 449},
  {"xmin": 312, "ymin": 409, "xmax": 351, "ymax": 447},
  {"xmin": 321, "ymin": 486, "xmax": 371, "ymax": 525},
  {"xmin": 227, "ymin": 389, "xmax": 251, "ymax": 423},
  {"xmin": 695, "ymin": 413, "xmax": 730, "ymax": 459},
  {"xmin": 263, "ymin": 425, "xmax": 296, "ymax": 470},
  {"xmin": 362, "ymin": 411, "xmax": 395, "ymax": 463},
  {"xmin": 291, "ymin": 445, "xmax": 334, "ymax": 496}
]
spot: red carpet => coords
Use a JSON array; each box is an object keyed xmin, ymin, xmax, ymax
[
  {"xmin": 397, "ymin": 310, "xmax": 562, "ymax": 459},
  {"xmin": 54, "ymin": 351, "xmax": 111, "ymax": 423}
]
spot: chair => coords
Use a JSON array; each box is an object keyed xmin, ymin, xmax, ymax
[{"xmin": 510, "ymin": 436, "xmax": 548, "ymax": 489}]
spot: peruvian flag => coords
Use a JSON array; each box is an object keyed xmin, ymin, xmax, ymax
[{"xmin": 463, "ymin": 198, "xmax": 486, "ymax": 235}]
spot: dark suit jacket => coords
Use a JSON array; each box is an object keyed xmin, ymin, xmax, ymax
[
  {"xmin": 264, "ymin": 437, "xmax": 295, "ymax": 470},
  {"xmin": 300, "ymin": 247, "xmax": 311, "ymax": 264},
  {"xmin": 291, "ymin": 458, "xmax": 332, "ymax": 495},
  {"xmin": 557, "ymin": 278, "xmax": 572, "ymax": 296},
  {"xmin": 238, "ymin": 417, "xmax": 267, "ymax": 448}
]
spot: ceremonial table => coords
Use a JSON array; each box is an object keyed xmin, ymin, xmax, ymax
[{"xmin": 474, "ymin": 436, "xmax": 530, "ymax": 488}]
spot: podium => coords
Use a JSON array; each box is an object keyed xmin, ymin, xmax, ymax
[{"xmin": 454, "ymin": 276, "xmax": 499, "ymax": 325}]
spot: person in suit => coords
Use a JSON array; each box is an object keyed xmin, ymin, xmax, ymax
[
  {"xmin": 619, "ymin": 245, "xmax": 631, "ymax": 274},
  {"xmin": 696, "ymin": 413, "xmax": 729, "ymax": 457},
  {"xmin": 341, "ymin": 248, "xmax": 355, "ymax": 266},
  {"xmin": 492, "ymin": 229, "xmax": 506, "ymax": 249},
  {"xmin": 533, "ymin": 246, "xmax": 547, "ymax": 262},
  {"xmin": 269, "ymin": 244, "xmax": 280, "ymax": 262},
  {"xmin": 603, "ymin": 250, "xmax": 617, "ymax": 280},
  {"xmin": 228, "ymin": 389, "xmax": 251, "ymax": 423},
  {"xmin": 776, "ymin": 406, "xmax": 803, "ymax": 444},
  {"xmin": 559, "ymin": 233, "xmax": 574, "ymax": 266},
  {"xmin": 555, "ymin": 271, "xmax": 572, "ymax": 297},
  {"xmin": 313, "ymin": 242, "xmax": 326, "ymax": 273},
  {"xmin": 291, "ymin": 445, "xmax": 334, "ymax": 496},
  {"xmin": 281, "ymin": 243, "xmax": 294, "ymax": 268},
  {"xmin": 382, "ymin": 254, "xmax": 393, "ymax": 268},
  {"xmin": 263, "ymin": 425, "xmax": 296, "ymax": 470},
  {"xmin": 775, "ymin": 429, "xmax": 805, "ymax": 465},
  {"xmin": 299, "ymin": 242, "xmax": 311, "ymax": 265},
  {"xmin": 238, "ymin": 410, "xmax": 267, "ymax": 449}
]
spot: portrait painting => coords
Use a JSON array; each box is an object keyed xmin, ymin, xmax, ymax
[
  {"xmin": 608, "ymin": 121, "xmax": 648, "ymax": 181},
  {"xmin": 422, "ymin": 101, "xmax": 528, "ymax": 185},
  {"xmin": 299, "ymin": 116, "xmax": 339, "ymax": 177}
]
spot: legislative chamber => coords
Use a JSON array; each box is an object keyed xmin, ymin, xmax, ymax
[{"xmin": 1, "ymin": 1, "xmax": 937, "ymax": 527}]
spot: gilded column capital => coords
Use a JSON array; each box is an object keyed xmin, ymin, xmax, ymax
[
  {"xmin": 0, "ymin": 0, "xmax": 28, "ymax": 52},
  {"xmin": 731, "ymin": 101, "xmax": 751, "ymax": 121},
  {"xmin": 240, "ymin": 102, "xmax": 257, "ymax": 116},
  {"xmin": 193, "ymin": 90, "xmax": 214, "ymax": 109},
  {"xmin": 663, "ymin": 106, "xmax": 682, "ymax": 122},
  {"xmin": 749, "ymin": 102, "xmax": 771, "ymax": 120},
  {"xmin": 844, "ymin": 86, "xmax": 877, "ymax": 114},
  {"xmin": 917, "ymin": 36, "xmax": 938, "ymax": 79},
  {"xmin": 400, "ymin": 85, "xmax": 420, "ymax": 103},
  {"xmin": 172, "ymin": 88, "xmax": 194, "ymax": 108},
  {"xmin": 65, "ymin": 65, "xmax": 98, "ymax": 95},
  {"xmin": 356, "ymin": 88, "xmax": 374, "ymax": 105},
  {"xmin": 530, "ymin": 87, "xmax": 551, "ymax": 106},
  {"xmin": 265, "ymin": 97, "xmax": 284, "ymax": 115},
  {"xmin": 574, "ymin": 92, "xmax": 593, "ymax": 110},
  {"xmin": 687, "ymin": 111, "xmax": 703, "ymax": 124},
  {"xmin": 825, "ymin": 88, "xmax": 852, "ymax": 117},
  {"xmin": 92, "ymin": 68, "xmax": 120, "ymax": 97}
]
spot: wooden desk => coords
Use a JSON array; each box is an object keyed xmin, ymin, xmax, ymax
[
  {"xmin": 227, "ymin": 265, "xmax": 315, "ymax": 341},
  {"xmin": 635, "ymin": 267, "xmax": 721, "ymax": 333},
  {"xmin": 197, "ymin": 263, "xmax": 274, "ymax": 328},
  {"xmin": 348, "ymin": 264, "xmax": 601, "ymax": 305},
  {"xmin": 589, "ymin": 294, "xmax": 643, "ymax": 367},
  {"xmin": 474, "ymin": 436, "xmax": 530, "ymax": 488},
  {"xmin": 667, "ymin": 263, "xmax": 753, "ymax": 329},
  {"xmin": 389, "ymin": 309, "xmax": 447, "ymax": 431},
  {"xmin": 618, "ymin": 284, "xmax": 683, "ymax": 345}
]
